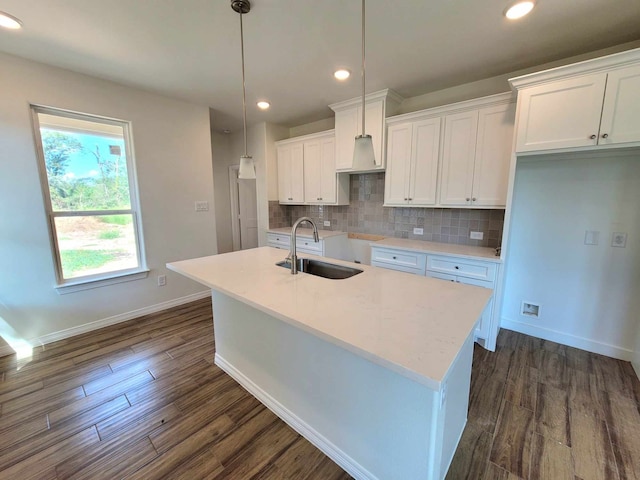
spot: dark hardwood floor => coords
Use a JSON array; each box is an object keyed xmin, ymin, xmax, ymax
[{"xmin": 0, "ymin": 297, "xmax": 638, "ymax": 479}]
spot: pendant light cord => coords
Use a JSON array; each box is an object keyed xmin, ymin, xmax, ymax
[
  {"xmin": 361, "ymin": 0, "xmax": 366, "ymax": 136},
  {"xmin": 240, "ymin": 9, "xmax": 248, "ymax": 157}
]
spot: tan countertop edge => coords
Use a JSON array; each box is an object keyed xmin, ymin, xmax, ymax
[
  {"xmin": 348, "ymin": 232, "xmax": 387, "ymax": 241},
  {"xmin": 371, "ymin": 237, "xmax": 502, "ymax": 263},
  {"xmin": 167, "ymin": 247, "xmax": 492, "ymax": 391}
]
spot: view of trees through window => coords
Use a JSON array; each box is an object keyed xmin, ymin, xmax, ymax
[{"xmin": 34, "ymin": 108, "xmax": 142, "ymax": 281}]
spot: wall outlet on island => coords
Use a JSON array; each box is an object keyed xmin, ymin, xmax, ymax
[
  {"xmin": 470, "ymin": 231, "xmax": 484, "ymax": 240},
  {"xmin": 323, "ymin": 220, "xmax": 331, "ymax": 227},
  {"xmin": 413, "ymin": 228, "xmax": 424, "ymax": 235}
]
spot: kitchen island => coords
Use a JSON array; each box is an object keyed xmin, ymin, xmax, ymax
[{"xmin": 167, "ymin": 247, "xmax": 492, "ymax": 480}]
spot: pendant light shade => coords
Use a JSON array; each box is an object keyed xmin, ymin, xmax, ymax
[
  {"xmin": 232, "ymin": 0, "xmax": 256, "ymax": 180},
  {"xmin": 238, "ymin": 155, "xmax": 255, "ymax": 179},
  {"xmin": 353, "ymin": 0, "xmax": 376, "ymax": 169},
  {"xmin": 353, "ymin": 134, "xmax": 375, "ymax": 170}
]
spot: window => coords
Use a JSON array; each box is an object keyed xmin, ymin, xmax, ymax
[{"xmin": 32, "ymin": 106, "xmax": 147, "ymax": 291}]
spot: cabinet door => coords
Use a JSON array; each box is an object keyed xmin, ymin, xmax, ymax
[
  {"xmin": 472, "ymin": 104, "xmax": 515, "ymax": 207},
  {"xmin": 515, "ymin": 74, "xmax": 606, "ymax": 152},
  {"xmin": 599, "ymin": 65, "xmax": 640, "ymax": 145},
  {"xmin": 277, "ymin": 145, "xmax": 293, "ymax": 203},
  {"xmin": 334, "ymin": 108, "xmax": 359, "ymax": 170},
  {"xmin": 319, "ymin": 137, "xmax": 337, "ymax": 203},
  {"xmin": 303, "ymin": 140, "xmax": 322, "ymax": 203},
  {"xmin": 409, "ymin": 118, "xmax": 441, "ymax": 206},
  {"xmin": 365, "ymin": 100, "xmax": 385, "ymax": 169},
  {"xmin": 290, "ymin": 143, "xmax": 305, "ymax": 203},
  {"xmin": 384, "ymin": 123, "xmax": 412, "ymax": 205},
  {"xmin": 439, "ymin": 111, "xmax": 478, "ymax": 206}
]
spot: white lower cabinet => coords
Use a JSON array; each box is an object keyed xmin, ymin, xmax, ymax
[
  {"xmin": 426, "ymin": 255, "xmax": 497, "ymax": 343},
  {"xmin": 266, "ymin": 232, "xmax": 348, "ymax": 260},
  {"xmin": 371, "ymin": 245, "xmax": 500, "ymax": 348},
  {"xmin": 370, "ymin": 247, "xmax": 427, "ymax": 275}
]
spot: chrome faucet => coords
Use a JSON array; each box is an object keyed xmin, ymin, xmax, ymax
[{"xmin": 288, "ymin": 217, "xmax": 319, "ymax": 274}]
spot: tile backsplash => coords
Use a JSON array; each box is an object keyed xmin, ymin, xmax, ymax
[{"xmin": 269, "ymin": 173, "xmax": 504, "ymax": 248}]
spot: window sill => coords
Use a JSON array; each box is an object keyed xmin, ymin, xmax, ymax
[{"xmin": 56, "ymin": 269, "xmax": 150, "ymax": 295}]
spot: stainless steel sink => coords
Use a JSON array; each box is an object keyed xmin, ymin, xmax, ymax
[{"xmin": 276, "ymin": 258, "xmax": 363, "ymax": 279}]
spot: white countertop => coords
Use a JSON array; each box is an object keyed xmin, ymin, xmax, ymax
[
  {"xmin": 167, "ymin": 247, "xmax": 491, "ymax": 390},
  {"xmin": 267, "ymin": 227, "xmax": 347, "ymax": 240},
  {"xmin": 372, "ymin": 237, "xmax": 502, "ymax": 263}
]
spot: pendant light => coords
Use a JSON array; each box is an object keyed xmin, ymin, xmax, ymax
[
  {"xmin": 232, "ymin": 0, "xmax": 256, "ymax": 180},
  {"xmin": 352, "ymin": 0, "xmax": 376, "ymax": 170}
]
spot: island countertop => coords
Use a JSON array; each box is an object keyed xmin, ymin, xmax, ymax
[{"xmin": 167, "ymin": 247, "xmax": 491, "ymax": 390}]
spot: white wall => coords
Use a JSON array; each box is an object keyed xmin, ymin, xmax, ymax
[
  {"xmin": 211, "ymin": 130, "xmax": 235, "ymax": 254},
  {"xmin": 0, "ymin": 52, "xmax": 217, "ymax": 343},
  {"xmin": 501, "ymin": 151, "xmax": 640, "ymax": 359}
]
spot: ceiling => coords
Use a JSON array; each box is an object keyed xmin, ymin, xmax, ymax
[{"xmin": 1, "ymin": 0, "xmax": 640, "ymax": 133}]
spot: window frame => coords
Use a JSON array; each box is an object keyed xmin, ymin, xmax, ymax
[{"xmin": 31, "ymin": 105, "xmax": 148, "ymax": 293}]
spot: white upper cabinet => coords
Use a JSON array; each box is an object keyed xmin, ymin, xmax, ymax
[
  {"xmin": 330, "ymin": 89, "xmax": 403, "ymax": 173},
  {"xmin": 276, "ymin": 131, "xmax": 349, "ymax": 206},
  {"xmin": 472, "ymin": 104, "xmax": 516, "ymax": 206},
  {"xmin": 439, "ymin": 103, "xmax": 514, "ymax": 207},
  {"xmin": 599, "ymin": 64, "xmax": 640, "ymax": 145},
  {"xmin": 510, "ymin": 49, "xmax": 640, "ymax": 154},
  {"xmin": 439, "ymin": 111, "xmax": 479, "ymax": 206},
  {"xmin": 384, "ymin": 119, "xmax": 440, "ymax": 206},
  {"xmin": 385, "ymin": 93, "xmax": 515, "ymax": 209},
  {"xmin": 277, "ymin": 142, "xmax": 304, "ymax": 204}
]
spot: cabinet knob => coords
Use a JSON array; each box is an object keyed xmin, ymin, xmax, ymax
[
  {"xmin": 472, "ymin": 197, "xmax": 477, "ymax": 202},
  {"xmin": 404, "ymin": 198, "xmax": 408, "ymax": 201},
  {"xmin": 455, "ymin": 266, "xmax": 459, "ymax": 270},
  {"xmin": 602, "ymin": 133, "xmax": 609, "ymax": 139},
  {"xmin": 466, "ymin": 198, "xmax": 470, "ymax": 202},
  {"xmin": 392, "ymin": 256, "xmax": 397, "ymax": 259},
  {"xmin": 590, "ymin": 134, "xmax": 597, "ymax": 139},
  {"xmin": 409, "ymin": 198, "xmax": 413, "ymax": 201},
  {"xmin": 319, "ymin": 197, "xmax": 323, "ymax": 200}
]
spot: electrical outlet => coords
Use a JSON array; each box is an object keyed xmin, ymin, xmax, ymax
[
  {"xmin": 323, "ymin": 220, "xmax": 331, "ymax": 227},
  {"xmin": 195, "ymin": 201, "xmax": 209, "ymax": 212},
  {"xmin": 413, "ymin": 227, "xmax": 424, "ymax": 235},
  {"xmin": 470, "ymin": 231, "xmax": 484, "ymax": 240},
  {"xmin": 157, "ymin": 275, "xmax": 166, "ymax": 286},
  {"xmin": 611, "ymin": 232, "xmax": 627, "ymax": 248},
  {"xmin": 584, "ymin": 230, "xmax": 599, "ymax": 245}
]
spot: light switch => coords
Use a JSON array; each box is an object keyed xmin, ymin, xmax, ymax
[
  {"xmin": 584, "ymin": 230, "xmax": 599, "ymax": 245},
  {"xmin": 195, "ymin": 201, "xmax": 209, "ymax": 212}
]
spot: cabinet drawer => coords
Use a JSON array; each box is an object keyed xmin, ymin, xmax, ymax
[
  {"xmin": 267, "ymin": 233, "xmax": 290, "ymax": 248},
  {"xmin": 427, "ymin": 255, "xmax": 496, "ymax": 282},
  {"xmin": 296, "ymin": 238, "xmax": 323, "ymax": 253},
  {"xmin": 371, "ymin": 247, "xmax": 427, "ymax": 275}
]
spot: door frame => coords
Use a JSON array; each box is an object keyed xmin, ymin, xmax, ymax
[{"xmin": 229, "ymin": 166, "xmax": 241, "ymax": 251}]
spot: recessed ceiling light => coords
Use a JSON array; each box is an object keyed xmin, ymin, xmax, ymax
[
  {"xmin": 257, "ymin": 101, "xmax": 270, "ymax": 110},
  {"xmin": 334, "ymin": 69, "xmax": 351, "ymax": 81},
  {"xmin": 0, "ymin": 11, "xmax": 23, "ymax": 29},
  {"xmin": 504, "ymin": 1, "xmax": 535, "ymax": 20}
]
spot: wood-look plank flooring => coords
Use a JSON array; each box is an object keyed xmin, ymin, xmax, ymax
[
  {"xmin": 448, "ymin": 329, "xmax": 640, "ymax": 480},
  {"xmin": 0, "ymin": 298, "xmax": 638, "ymax": 479}
]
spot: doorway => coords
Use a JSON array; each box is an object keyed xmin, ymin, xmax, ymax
[{"xmin": 229, "ymin": 166, "xmax": 258, "ymax": 251}]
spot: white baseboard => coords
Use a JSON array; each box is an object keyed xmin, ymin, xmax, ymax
[
  {"xmin": 215, "ymin": 353, "xmax": 379, "ymax": 480},
  {"xmin": 501, "ymin": 317, "xmax": 633, "ymax": 361},
  {"xmin": 33, "ymin": 291, "xmax": 211, "ymax": 348}
]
